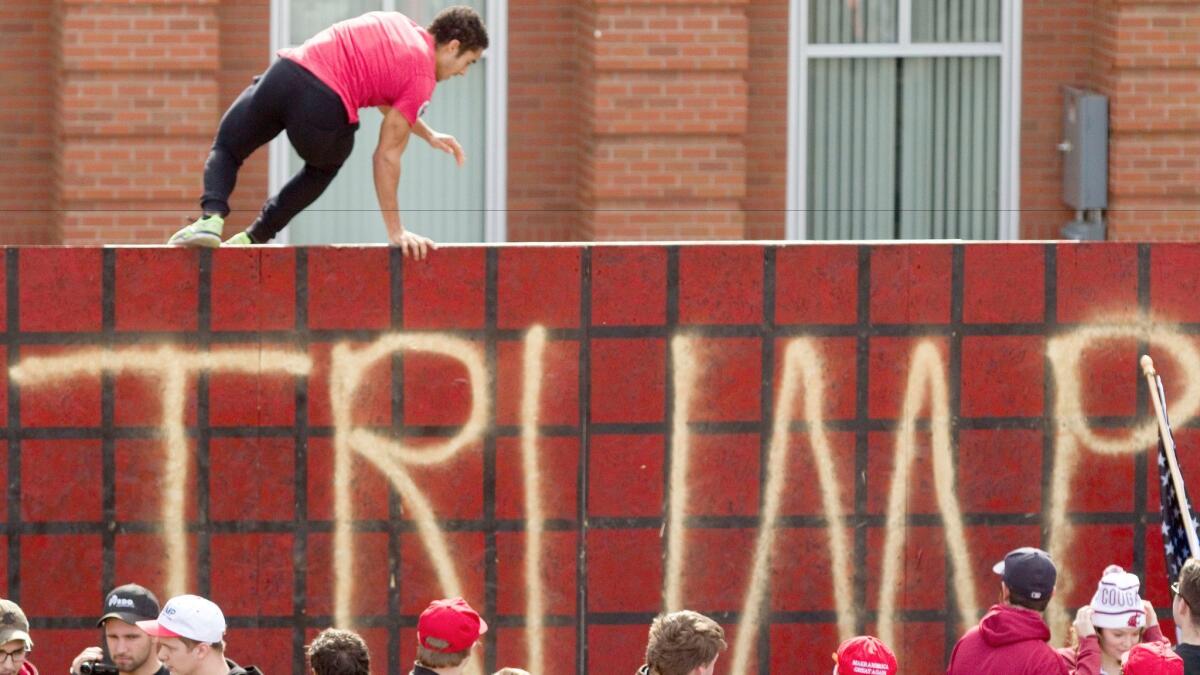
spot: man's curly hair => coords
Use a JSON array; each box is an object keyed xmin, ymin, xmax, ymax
[
  {"xmin": 645, "ymin": 610, "xmax": 727, "ymax": 675},
  {"xmin": 307, "ymin": 628, "xmax": 370, "ymax": 675},
  {"xmin": 427, "ymin": 6, "xmax": 489, "ymax": 54}
]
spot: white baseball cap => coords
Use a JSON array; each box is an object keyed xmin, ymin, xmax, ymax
[{"xmin": 136, "ymin": 594, "xmax": 226, "ymax": 644}]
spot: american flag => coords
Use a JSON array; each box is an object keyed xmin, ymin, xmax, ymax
[{"xmin": 1156, "ymin": 374, "xmax": 1200, "ymax": 583}]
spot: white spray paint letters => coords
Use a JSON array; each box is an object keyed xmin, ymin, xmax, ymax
[
  {"xmin": 10, "ymin": 318, "xmax": 1200, "ymax": 670},
  {"xmin": 10, "ymin": 347, "xmax": 311, "ymax": 599}
]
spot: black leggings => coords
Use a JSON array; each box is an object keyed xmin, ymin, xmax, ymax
[{"xmin": 201, "ymin": 58, "xmax": 359, "ymax": 243}]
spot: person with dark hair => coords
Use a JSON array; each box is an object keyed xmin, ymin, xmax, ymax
[
  {"xmin": 948, "ymin": 546, "xmax": 1084, "ymax": 674},
  {"xmin": 1171, "ymin": 557, "xmax": 1200, "ymax": 672},
  {"xmin": 637, "ymin": 610, "xmax": 727, "ymax": 675},
  {"xmin": 167, "ymin": 6, "xmax": 488, "ymax": 257},
  {"xmin": 1059, "ymin": 565, "xmax": 1169, "ymax": 675},
  {"xmin": 70, "ymin": 584, "xmax": 168, "ymax": 675},
  {"xmin": 307, "ymin": 629, "xmax": 369, "ymax": 675}
]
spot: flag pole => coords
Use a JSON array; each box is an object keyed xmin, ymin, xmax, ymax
[{"xmin": 1142, "ymin": 354, "xmax": 1200, "ymax": 559}]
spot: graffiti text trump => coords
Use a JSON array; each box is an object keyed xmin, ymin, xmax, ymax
[{"xmin": 10, "ymin": 317, "xmax": 1199, "ymax": 673}]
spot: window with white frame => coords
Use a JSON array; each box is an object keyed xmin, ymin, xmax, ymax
[
  {"xmin": 269, "ymin": 0, "xmax": 507, "ymax": 244},
  {"xmin": 787, "ymin": 0, "xmax": 1021, "ymax": 240}
]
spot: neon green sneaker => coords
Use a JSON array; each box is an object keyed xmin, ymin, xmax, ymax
[
  {"xmin": 222, "ymin": 231, "xmax": 253, "ymax": 246},
  {"xmin": 168, "ymin": 214, "xmax": 224, "ymax": 247}
]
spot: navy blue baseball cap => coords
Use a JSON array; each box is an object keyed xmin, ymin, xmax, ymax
[{"xmin": 993, "ymin": 547, "xmax": 1057, "ymax": 600}]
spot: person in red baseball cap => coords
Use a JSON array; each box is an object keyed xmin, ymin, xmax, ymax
[
  {"xmin": 833, "ymin": 636, "xmax": 897, "ymax": 675},
  {"xmin": 410, "ymin": 598, "xmax": 487, "ymax": 675},
  {"xmin": 1122, "ymin": 641, "xmax": 1184, "ymax": 675}
]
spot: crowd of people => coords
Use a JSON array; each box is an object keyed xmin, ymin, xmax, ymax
[
  {"xmin": 941, "ymin": 546, "xmax": 1198, "ymax": 675},
  {"xmin": 1, "ymin": 546, "xmax": 1198, "ymax": 674},
  {"xmin": 0, "ymin": 591, "xmax": 515, "ymax": 675}
]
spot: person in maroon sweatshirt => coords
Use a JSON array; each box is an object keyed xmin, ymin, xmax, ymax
[{"xmin": 947, "ymin": 546, "xmax": 1079, "ymax": 674}]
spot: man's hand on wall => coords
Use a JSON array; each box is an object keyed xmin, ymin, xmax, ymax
[{"xmin": 389, "ymin": 227, "xmax": 436, "ymax": 260}]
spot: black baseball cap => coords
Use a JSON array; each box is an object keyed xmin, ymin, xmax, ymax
[
  {"xmin": 993, "ymin": 547, "xmax": 1057, "ymax": 600},
  {"xmin": 97, "ymin": 584, "xmax": 160, "ymax": 627}
]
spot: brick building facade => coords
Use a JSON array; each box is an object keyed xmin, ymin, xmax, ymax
[{"xmin": 1, "ymin": 0, "xmax": 1197, "ymax": 244}]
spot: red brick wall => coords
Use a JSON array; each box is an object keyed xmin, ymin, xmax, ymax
[
  {"xmin": 3, "ymin": 0, "xmax": 1199, "ymax": 244},
  {"xmin": 1020, "ymin": 0, "xmax": 1096, "ymax": 240},
  {"xmin": 576, "ymin": 0, "xmax": 598, "ymax": 241},
  {"xmin": 48, "ymin": 0, "xmax": 269, "ymax": 245},
  {"xmin": 744, "ymin": 0, "xmax": 788, "ymax": 240},
  {"xmin": 1093, "ymin": 0, "xmax": 1200, "ymax": 240},
  {"xmin": 580, "ymin": 0, "xmax": 750, "ymax": 241},
  {"xmin": 55, "ymin": 0, "xmax": 221, "ymax": 244},
  {"xmin": 506, "ymin": 0, "xmax": 586, "ymax": 241},
  {"xmin": 0, "ymin": 1, "xmax": 56, "ymax": 244}
]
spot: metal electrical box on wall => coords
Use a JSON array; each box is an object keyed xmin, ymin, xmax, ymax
[{"xmin": 1061, "ymin": 86, "xmax": 1109, "ymax": 209}]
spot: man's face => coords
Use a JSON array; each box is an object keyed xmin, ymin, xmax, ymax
[
  {"xmin": 435, "ymin": 41, "xmax": 483, "ymax": 81},
  {"xmin": 155, "ymin": 637, "xmax": 201, "ymax": 675},
  {"xmin": 0, "ymin": 639, "xmax": 27, "ymax": 675},
  {"xmin": 105, "ymin": 619, "xmax": 155, "ymax": 673}
]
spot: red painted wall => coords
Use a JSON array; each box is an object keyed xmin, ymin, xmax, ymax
[
  {"xmin": 5, "ymin": 242, "xmax": 1200, "ymax": 674},
  {"xmin": 1091, "ymin": 0, "xmax": 1200, "ymax": 240}
]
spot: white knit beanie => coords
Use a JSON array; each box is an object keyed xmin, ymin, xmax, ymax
[{"xmin": 1089, "ymin": 564, "xmax": 1146, "ymax": 629}]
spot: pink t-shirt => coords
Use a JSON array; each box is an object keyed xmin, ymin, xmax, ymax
[{"xmin": 279, "ymin": 12, "xmax": 436, "ymax": 125}]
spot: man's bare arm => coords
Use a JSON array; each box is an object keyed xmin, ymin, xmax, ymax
[
  {"xmin": 412, "ymin": 117, "xmax": 434, "ymax": 141},
  {"xmin": 372, "ymin": 106, "xmax": 434, "ymax": 259}
]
